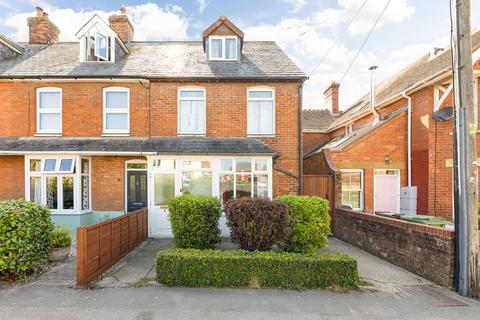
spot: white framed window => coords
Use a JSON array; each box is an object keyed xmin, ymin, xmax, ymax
[
  {"xmin": 94, "ymin": 33, "xmax": 108, "ymax": 60},
  {"xmin": 103, "ymin": 87, "xmax": 130, "ymax": 134},
  {"xmin": 36, "ymin": 87, "xmax": 62, "ymax": 134},
  {"xmin": 25, "ymin": 156, "xmax": 90, "ymax": 213},
  {"xmin": 209, "ymin": 36, "xmax": 238, "ymax": 61},
  {"xmin": 247, "ymin": 87, "xmax": 275, "ymax": 135},
  {"xmin": 219, "ymin": 158, "xmax": 272, "ymax": 205},
  {"xmin": 340, "ymin": 170, "xmax": 364, "ymax": 211},
  {"xmin": 178, "ymin": 88, "xmax": 206, "ymax": 135}
]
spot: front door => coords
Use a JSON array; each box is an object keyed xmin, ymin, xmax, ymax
[
  {"xmin": 149, "ymin": 172, "xmax": 177, "ymax": 237},
  {"xmin": 127, "ymin": 171, "xmax": 148, "ymax": 212},
  {"xmin": 374, "ymin": 169, "xmax": 400, "ymax": 213}
]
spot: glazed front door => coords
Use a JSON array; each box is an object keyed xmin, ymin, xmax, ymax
[{"xmin": 127, "ymin": 171, "xmax": 148, "ymax": 212}]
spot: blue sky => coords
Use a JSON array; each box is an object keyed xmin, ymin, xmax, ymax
[{"xmin": 0, "ymin": 0, "xmax": 479, "ymax": 109}]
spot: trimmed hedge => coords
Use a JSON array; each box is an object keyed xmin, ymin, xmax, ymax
[
  {"xmin": 169, "ymin": 195, "xmax": 222, "ymax": 249},
  {"xmin": 0, "ymin": 200, "xmax": 54, "ymax": 281},
  {"xmin": 224, "ymin": 198, "xmax": 289, "ymax": 251},
  {"xmin": 156, "ymin": 249, "xmax": 359, "ymax": 289},
  {"xmin": 277, "ymin": 195, "xmax": 330, "ymax": 253}
]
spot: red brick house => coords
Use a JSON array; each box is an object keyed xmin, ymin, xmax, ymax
[
  {"xmin": 0, "ymin": 7, "xmax": 306, "ymax": 237},
  {"xmin": 304, "ymin": 31, "xmax": 480, "ymax": 221}
]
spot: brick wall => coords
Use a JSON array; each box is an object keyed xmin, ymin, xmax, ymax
[
  {"xmin": 91, "ymin": 156, "xmax": 142, "ymax": 211},
  {"xmin": 330, "ymin": 113, "xmax": 408, "ymax": 212},
  {"xmin": 0, "ymin": 156, "xmax": 24, "ymax": 200},
  {"xmin": 0, "ymin": 80, "xmax": 300, "ymax": 197},
  {"xmin": 303, "ymin": 132, "xmax": 330, "ymax": 152},
  {"xmin": 334, "ymin": 208, "xmax": 454, "ymax": 287}
]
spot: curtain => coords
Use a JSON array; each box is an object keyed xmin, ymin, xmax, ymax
[
  {"xmin": 180, "ymin": 100, "xmax": 204, "ymax": 133},
  {"xmin": 248, "ymin": 100, "xmax": 273, "ymax": 134}
]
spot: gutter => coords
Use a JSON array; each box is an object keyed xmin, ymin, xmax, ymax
[
  {"xmin": 402, "ymin": 91, "xmax": 412, "ymax": 186},
  {"xmin": 298, "ymin": 82, "xmax": 304, "ymax": 194}
]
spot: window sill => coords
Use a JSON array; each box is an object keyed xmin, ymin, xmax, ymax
[
  {"xmin": 247, "ymin": 134, "xmax": 276, "ymax": 138},
  {"xmin": 177, "ymin": 133, "xmax": 206, "ymax": 136},
  {"xmin": 101, "ymin": 133, "xmax": 130, "ymax": 137},
  {"xmin": 50, "ymin": 210, "xmax": 91, "ymax": 215},
  {"xmin": 35, "ymin": 133, "xmax": 62, "ymax": 137}
]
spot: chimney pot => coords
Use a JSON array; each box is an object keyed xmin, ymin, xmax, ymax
[
  {"xmin": 43, "ymin": 12, "xmax": 48, "ymax": 17},
  {"xmin": 324, "ymin": 81, "xmax": 340, "ymax": 114},
  {"xmin": 35, "ymin": 7, "xmax": 43, "ymax": 18},
  {"xmin": 120, "ymin": 5, "xmax": 127, "ymax": 14}
]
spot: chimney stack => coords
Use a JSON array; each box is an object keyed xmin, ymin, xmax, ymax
[
  {"xmin": 324, "ymin": 81, "xmax": 340, "ymax": 114},
  {"xmin": 28, "ymin": 7, "xmax": 60, "ymax": 45},
  {"xmin": 108, "ymin": 6, "xmax": 134, "ymax": 43}
]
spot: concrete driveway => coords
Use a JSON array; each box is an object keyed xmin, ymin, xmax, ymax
[{"xmin": 0, "ymin": 237, "xmax": 479, "ymax": 320}]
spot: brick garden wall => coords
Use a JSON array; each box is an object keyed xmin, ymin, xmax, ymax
[{"xmin": 334, "ymin": 208, "xmax": 454, "ymax": 287}]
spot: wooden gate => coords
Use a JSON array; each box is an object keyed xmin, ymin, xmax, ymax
[{"xmin": 302, "ymin": 175, "xmax": 335, "ymax": 210}]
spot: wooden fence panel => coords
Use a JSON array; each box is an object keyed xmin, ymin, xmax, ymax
[
  {"xmin": 76, "ymin": 208, "xmax": 148, "ymax": 287},
  {"xmin": 302, "ymin": 175, "xmax": 335, "ymax": 211}
]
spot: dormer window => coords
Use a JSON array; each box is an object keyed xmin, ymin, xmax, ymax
[
  {"xmin": 209, "ymin": 36, "xmax": 237, "ymax": 61},
  {"xmin": 75, "ymin": 13, "xmax": 130, "ymax": 63},
  {"xmin": 202, "ymin": 15, "xmax": 244, "ymax": 62}
]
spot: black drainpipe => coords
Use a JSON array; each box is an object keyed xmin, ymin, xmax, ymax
[{"xmin": 298, "ymin": 82, "xmax": 303, "ymax": 195}]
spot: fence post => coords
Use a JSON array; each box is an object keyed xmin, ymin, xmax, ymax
[{"xmin": 76, "ymin": 227, "xmax": 87, "ymax": 287}]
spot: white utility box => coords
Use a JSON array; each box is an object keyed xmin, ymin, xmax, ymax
[{"xmin": 400, "ymin": 186, "xmax": 417, "ymax": 215}]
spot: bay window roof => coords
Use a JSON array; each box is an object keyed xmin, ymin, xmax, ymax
[{"xmin": 0, "ymin": 137, "xmax": 277, "ymax": 156}]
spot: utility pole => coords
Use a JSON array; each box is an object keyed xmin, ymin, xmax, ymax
[{"xmin": 451, "ymin": 0, "xmax": 479, "ymax": 297}]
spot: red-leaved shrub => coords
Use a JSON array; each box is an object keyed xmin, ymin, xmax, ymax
[{"xmin": 224, "ymin": 198, "xmax": 288, "ymax": 251}]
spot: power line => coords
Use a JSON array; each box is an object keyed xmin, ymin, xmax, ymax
[
  {"xmin": 308, "ymin": 0, "xmax": 369, "ymax": 77},
  {"xmin": 339, "ymin": 0, "xmax": 391, "ymax": 84}
]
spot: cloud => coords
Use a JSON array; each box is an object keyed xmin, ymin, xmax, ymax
[
  {"xmin": 1, "ymin": 2, "xmax": 189, "ymax": 41},
  {"xmin": 243, "ymin": 18, "xmax": 376, "ymax": 109},
  {"xmin": 283, "ymin": 0, "xmax": 307, "ymax": 13},
  {"xmin": 197, "ymin": 0, "xmax": 210, "ymax": 13},
  {"xmin": 315, "ymin": 0, "xmax": 415, "ymax": 36}
]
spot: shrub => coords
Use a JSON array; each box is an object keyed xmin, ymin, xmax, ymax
[
  {"xmin": 0, "ymin": 200, "xmax": 54, "ymax": 281},
  {"xmin": 277, "ymin": 195, "xmax": 330, "ymax": 253},
  {"xmin": 156, "ymin": 249, "xmax": 359, "ymax": 289},
  {"xmin": 50, "ymin": 227, "xmax": 72, "ymax": 248},
  {"xmin": 224, "ymin": 198, "xmax": 289, "ymax": 251},
  {"xmin": 169, "ymin": 195, "xmax": 222, "ymax": 249}
]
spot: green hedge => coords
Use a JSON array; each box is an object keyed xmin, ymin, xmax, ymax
[
  {"xmin": 0, "ymin": 200, "xmax": 54, "ymax": 281},
  {"xmin": 156, "ymin": 249, "xmax": 359, "ymax": 289},
  {"xmin": 169, "ymin": 195, "xmax": 222, "ymax": 249},
  {"xmin": 277, "ymin": 195, "xmax": 330, "ymax": 253}
]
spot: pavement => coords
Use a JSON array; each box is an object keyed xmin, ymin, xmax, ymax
[{"xmin": 0, "ymin": 237, "xmax": 479, "ymax": 320}]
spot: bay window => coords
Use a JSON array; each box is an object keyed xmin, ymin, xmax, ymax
[
  {"xmin": 36, "ymin": 87, "xmax": 62, "ymax": 134},
  {"xmin": 178, "ymin": 88, "xmax": 206, "ymax": 135},
  {"xmin": 181, "ymin": 160, "xmax": 212, "ymax": 196},
  {"xmin": 219, "ymin": 158, "xmax": 272, "ymax": 204},
  {"xmin": 340, "ymin": 170, "xmax": 363, "ymax": 211},
  {"xmin": 26, "ymin": 156, "xmax": 91, "ymax": 213},
  {"xmin": 247, "ymin": 88, "xmax": 275, "ymax": 135},
  {"xmin": 103, "ymin": 87, "xmax": 130, "ymax": 134}
]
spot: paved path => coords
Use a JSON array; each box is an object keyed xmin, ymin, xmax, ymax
[{"xmin": 1, "ymin": 237, "xmax": 479, "ymax": 319}]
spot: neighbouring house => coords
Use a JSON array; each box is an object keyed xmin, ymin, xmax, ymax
[
  {"xmin": 304, "ymin": 30, "xmax": 480, "ymax": 221},
  {"xmin": 0, "ymin": 7, "xmax": 307, "ymax": 237}
]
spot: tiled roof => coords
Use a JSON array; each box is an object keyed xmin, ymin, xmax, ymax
[
  {"xmin": 328, "ymin": 29, "xmax": 480, "ymax": 131},
  {"xmin": 303, "ymin": 109, "xmax": 335, "ymax": 131},
  {"xmin": 305, "ymin": 107, "xmax": 407, "ymax": 157},
  {"xmin": 0, "ymin": 41, "xmax": 306, "ymax": 80},
  {"xmin": 0, "ymin": 136, "xmax": 277, "ymax": 155}
]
